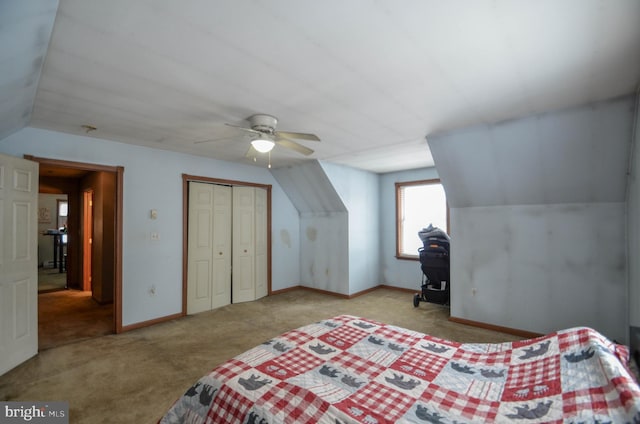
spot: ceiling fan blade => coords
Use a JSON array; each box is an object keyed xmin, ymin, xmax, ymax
[
  {"xmin": 225, "ymin": 123, "xmax": 261, "ymax": 135},
  {"xmin": 276, "ymin": 138, "xmax": 314, "ymax": 156},
  {"xmin": 193, "ymin": 136, "xmax": 236, "ymax": 144},
  {"xmin": 275, "ymin": 131, "xmax": 320, "ymax": 142}
]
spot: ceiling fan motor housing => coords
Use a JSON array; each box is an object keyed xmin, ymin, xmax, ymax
[{"xmin": 248, "ymin": 114, "xmax": 278, "ymax": 134}]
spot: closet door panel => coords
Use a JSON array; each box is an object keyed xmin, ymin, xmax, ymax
[
  {"xmin": 232, "ymin": 187, "xmax": 255, "ymax": 303},
  {"xmin": 211, "ymin": 185, "xmax": 232, "ymax": 309},
  {"xmin": 255, "ymin": 187, "xmax": 268, "ymax": 299},
  {"xmin": 188, "ymin": 183, "xmax": 232, "ymax": 313},
  {"xmin": 187, "ymin": 183, "xmax": 214, "ymax": 314}
]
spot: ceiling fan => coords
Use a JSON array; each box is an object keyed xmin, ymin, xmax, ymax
[{"xmin": 197, "ymin": 114, "xmax": 320, "ymax": 160}]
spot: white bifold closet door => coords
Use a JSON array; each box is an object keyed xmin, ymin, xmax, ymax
[
  {"xmin": 187, "ymin": 182, "xmax": 267, "ymax": 315},
  {"xmin": 187, "ymin": 183, "xmax": 232, "ymax": 314}
]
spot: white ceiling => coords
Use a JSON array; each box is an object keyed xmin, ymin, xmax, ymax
[{"xmin": 3, "ymin": 0, "xmax": 640, "ymax": 173}]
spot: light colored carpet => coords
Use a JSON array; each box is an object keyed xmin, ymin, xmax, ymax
[{"xmin": 1, "ymin": 288, "xmax": 522, "ymax": 424}]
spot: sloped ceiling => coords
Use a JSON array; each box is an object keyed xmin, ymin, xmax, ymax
[
  {"xmin": 1, "ymin": 1, "xmax": 639, "ymax": 173},
  {"xmin": 0, "ymin": 0, "xmax": 57, "ymax": 140},
  {"xmin": 428, "ymin": 96, "xmax": 635, "ymax": 207},
  {"xmin": 271, "ymin": 160, "xmax": 346, "ymax": 214}
]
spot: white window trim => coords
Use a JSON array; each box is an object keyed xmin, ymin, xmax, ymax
[{"xmin": 395, "ymin": 179, "xmax": 449, "ymax": 260}]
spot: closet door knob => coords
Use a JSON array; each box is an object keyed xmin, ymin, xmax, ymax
[
  {"xmin": 219, "ymin": 252, "xmax": 223, "ymax": 255},
  {"xmin": 244, "ymin": 249, "xmax": 247, "ymax": 253}
]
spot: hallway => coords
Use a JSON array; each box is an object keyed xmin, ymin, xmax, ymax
[
  {"xmin": 37, "ymin": 248, "xmax": 113, "ymax": 351},
  {"xmin": 38, "ymin": 290, "xmax": 112, "ymax": 351}
]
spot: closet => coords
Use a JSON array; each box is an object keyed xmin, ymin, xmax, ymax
[{"xmin": 187, "ymin": 181, "xmax": 268, "ymax": 314}]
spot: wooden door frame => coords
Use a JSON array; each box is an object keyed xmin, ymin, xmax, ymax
[
  {"xmin": 82, "ymin": 190, "xmax": 93, "ymax": 292},
  {"xmin": 182, "ymin": 174, "xmax": 272, "ymax": 316},
  {"xmin": 25, "ymin": 155, "xmax": 124, "ymax": 333}
]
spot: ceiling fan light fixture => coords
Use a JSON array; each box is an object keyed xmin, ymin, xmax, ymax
[{"xmin": 251, "ymin": 138, "xmax": 275, "ymax": 153}]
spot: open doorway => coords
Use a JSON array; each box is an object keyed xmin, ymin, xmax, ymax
[
  {"xmin": 28, "ymin": 156, "xmax": 124, "ymax": 350},
  {"xmin": 38, "ymin": 194, "xmax": 69, "ymax": 293}
]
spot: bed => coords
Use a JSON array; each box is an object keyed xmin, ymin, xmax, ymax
[{"xmin": 160, "ymin": 315, "xmax": 640, "ymax": 423}]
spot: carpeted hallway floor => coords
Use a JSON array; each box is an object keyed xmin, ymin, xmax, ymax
[
  {"xmin": 38, "ymin": 290, "xmax": 113, "ymax": 351},
  {"xmin": 38, "ymin": 266, "xmax": 68, "ymax": 293},
  {"xmin": 0, "ymin": 288, "xmax": 522, "ymax": 423}
]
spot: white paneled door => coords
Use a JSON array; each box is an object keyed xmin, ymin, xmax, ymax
[
  {"xmin": 187, "ymin": 182, "xmax": 267, "ymax": 314},
  {"xmin": 187, "ymin": 183, "xmax": 232, "ymax": 314},
  {"xmin": 232, "ymin": 186, "xmax": 256, "ymax": 303},
  {"xmin": 254, "ymin": 187, "xmax": 268, "ymax": 300},
  {"xmin": 0, "ymin": 154, "xmax": 38, "ymax": 376}
]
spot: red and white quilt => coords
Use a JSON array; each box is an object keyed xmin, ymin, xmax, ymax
[{"xmin": 160, "ymin": 315, "xmax": 640, "ymax": 423}]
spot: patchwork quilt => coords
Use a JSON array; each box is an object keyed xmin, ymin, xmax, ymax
[{"xmin": 160, "ymin": 315, "xmax": 640, "ymax": 423}]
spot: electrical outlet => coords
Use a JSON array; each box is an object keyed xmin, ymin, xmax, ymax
[
  {"xmin": 471, "ymin": 287, "xmax": 477, "ymax": 296},
  {"xmin": 150, "ymin": 232, "xmax": 160, "ymax": 241}
]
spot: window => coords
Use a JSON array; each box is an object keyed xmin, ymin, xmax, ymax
[
  {"xmin": 57, "ymin": 199, "xmax": 68, "ymax": 232},
  {"xmin": 396, "ymin": 179, "xmax": 448, "ymax": 259}
]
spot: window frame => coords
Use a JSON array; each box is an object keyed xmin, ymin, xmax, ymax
[{"xmin": 395, "ymin": 178, "xmax": 449, "ymax": 260}]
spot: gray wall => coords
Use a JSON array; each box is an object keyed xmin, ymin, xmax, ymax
[
  {"xmin": 272, "ymin": 161, "xmax": 382, "ymax": 295},
  {"xmin": 451, "ymin": 203, "xmax": 625, "ymax": 340},
  {"xmin": 271, "ymin": 161, "xmax": 349, "ymax": 294},
  {"xmin": 299, "ymin": 212, "xmax": 349, "ymax": 294},
  {"xmin": 0, "ymin": 127, "xmax": 301, "ymax": 326},
  {"xmin": 321, "ymin": 162, "xmax": 381, "ymax": 295},
  {"xmin": 429, "ymin": 97, "xmax": 634, "ymax": 342}
]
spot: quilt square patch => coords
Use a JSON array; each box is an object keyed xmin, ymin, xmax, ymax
[
  {"xmin": 452, "ymin": 345, "xmax": 512, "ymax": 367},
  {"xmin": 376, "ymin": 369, "xmax": 426, "ymax": 399},
  {"xmin": 511, "ymin": 335, "xmax": 559, "ymax": 365},
  {"xmin": 346, "ymin": 318, "xmax": 381, "ymax": 333},
  {"xmin": 431, "ymin": 359, "xmax": 506, "ymax": 402},
  {"xmin": 210, "ymin": 358, "xmax": 253, "ymax": 384},
  {"xmin": 318, "ymin": 323, "xmax": 368, "ymax": 350},
  {"xmin": 415, "ymin": 337, "xmax": 458, "ymax": 359},
  {"xmin": 329, "ymin": 350, "xmax": 386, "ymax": 380},
  {"xmin": 336, "ymin": 381, "xmax": 417, "ymax": 423},
  {"xmin": 416, "ymin": 382, "xmax": 500, "ymax": 422},
  {"xmin": 294, "ymin": 322, "xmax": 336, "ymax": 338},
  {"xmin": 279, "ymin": 329, "xmax": 315, "ymax": 346},
  {"xmin": 560, "ymin": 345, "xmax": 609, "ymax": 392},
  {"xmin": 260, "ymin": 347, "xmax": 324, "ymax": 378},
  {"xmin": 286, "ymin": 362, "xmax": 368, "ymax": 403},
  {"xmin": 348, "ymin": 333, "xmax": 409, "ymax": 367},
  {"xmin": 390, "ymin": 347, "xmax": 449, "ymax": 382},
  {"xmin": 557, "ymin": 327, "xmax": 599, "ymax": 351},
  {"xmin": 228, "ymin": 370, "xmax": 277, "ymax": 400},
  {"xmin": 496, "ymin": 395, "xmax": 562, "ymax": 423},
  {"xmin": 206, "ymin": 384, "xmax": 254, "ymax": 424},
  {"xmin": 504, "ymin": 355, "xmax": 561, "ymax": 398},
  {"xmin": 249, "ymin": 337, "xmax": 295, "ymax": 358},
  {"xmin": 255, "ymin": 382, "xmax": 331, "ymax": 424}
]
